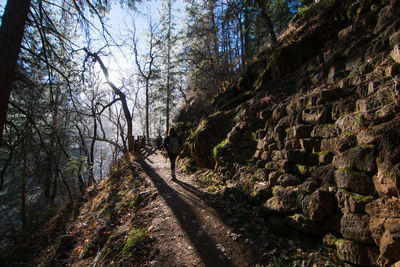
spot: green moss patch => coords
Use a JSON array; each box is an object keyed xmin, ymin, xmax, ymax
[
  {"xmin": 120, "ymin": 226, "xmax": 147, "ymax": 255},
  {"xmin": 213, "ymin": 138, "xmax": 229, "ymax": 157},
  {"xmin": 298, "ymin": 0, "xmax": 336, "ymax": 19}
]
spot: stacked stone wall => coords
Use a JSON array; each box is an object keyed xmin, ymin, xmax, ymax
[{"xmin": 209, "ymin": 0, "xmax": 400, "ymax": 265}]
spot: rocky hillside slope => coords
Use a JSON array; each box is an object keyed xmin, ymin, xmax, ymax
[
  {"xmin": 179, "ymin": 0, "xmax": 400, "ymax": 265},
  {"xmin": 0, "ymin": 154, "xmax": 159, "ymax": 266}
]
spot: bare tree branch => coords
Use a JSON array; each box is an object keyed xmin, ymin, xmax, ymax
[{"xmin": 84, "ymin": 48, "xmax": 135, "ymax": 152}]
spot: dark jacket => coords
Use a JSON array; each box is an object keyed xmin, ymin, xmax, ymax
[{"xmin": 163, "ymin": 134, "xmax": 183, "ymax": 155}]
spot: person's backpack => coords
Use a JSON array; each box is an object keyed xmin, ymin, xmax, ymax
[{"xmin": 168, "ymin": 136, "xmax": 182, "ymax": 154}]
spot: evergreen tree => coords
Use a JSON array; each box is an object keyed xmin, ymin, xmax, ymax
[{"xmin": 156, "ymin": 0, "xmax": 184, "ymax": 134}]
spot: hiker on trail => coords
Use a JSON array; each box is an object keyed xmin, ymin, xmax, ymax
[{"xmin": 163, "ymin": 127, "xmax": 183, "ymax": 180}]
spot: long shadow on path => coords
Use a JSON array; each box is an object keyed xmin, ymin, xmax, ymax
[{"xmin": 137, "ymin": 155, "xmax": 235, "ymax": 267}]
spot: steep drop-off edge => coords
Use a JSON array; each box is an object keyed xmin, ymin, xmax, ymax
[
  {"xmin": 0, "ymin": 154, "xmax": 159, "ymax": 266},
  {"xmin": 178, "ymin": 0, "xmax": 400, "ymax": 266}
]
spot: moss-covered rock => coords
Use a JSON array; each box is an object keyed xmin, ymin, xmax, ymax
[
  {"xmin": 336, "ymin": 189, "xmax": 374, "ymax": 213},
  {"xmin": 187, "ymin": 111, "xmax": 235, "ymax": 169},
  {"xmin": 333, "ymin": 146, "xmax": 377, "ymax": 172},
  {"xmin": 334, "ymin": 167, "xmax": 376, "ymax": 195}
]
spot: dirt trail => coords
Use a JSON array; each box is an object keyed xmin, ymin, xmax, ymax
[{"xmin": 137, "ymin": 149, "xmax": 258, "ymax": 267}]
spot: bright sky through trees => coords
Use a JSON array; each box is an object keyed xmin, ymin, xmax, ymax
[
  {"xmin": 0, "ymin": 0, "xmax": 185, "ymax": 140},
  {"xmin": 0, "ymin": 0, "xmax": 184, "ymax": 86},
  {"xmin": 90, "ymin": 0, "xmax": 185, "ymax": 87}
]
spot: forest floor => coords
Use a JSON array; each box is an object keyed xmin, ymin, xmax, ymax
[{"xmin": 134, "ymin": 148, "xmax": 341, "ymax": 266}]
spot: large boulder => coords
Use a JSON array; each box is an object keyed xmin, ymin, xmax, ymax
[
  {"xmin": 356, "ymin": 123, "xmax": 388, "ymax": 146},
  {"xmin": 373, "ymin": 161, "xmax": 400, "ymax": 198},
  {"xmin": 366, "ymin": 198, "xmax": 400, "ymax": 265},
  {"xmin": 336, "ymin": 189, "xmax": 374, "ymax": 213},
  {"xmin": 365, "ymin": 197, "xmax": 400, "ymax": 219},
  {"xmin": 334, "ymin": 168, "xmax": 376, "ymax": 195},
  {"xmin": 335, "ymin": 113, "xmax": 363, "ymax": 134},
  {"xmin": 264, "ymin": 197, "xmax": 283, "ymax": 214},
  {"xmin": 340, "ymin": 213, "xmax": 374, "ymax": 244},
  {"xmin": 300, "ymin": 177, "xmax": 321, "ymax": 194},
  {"xmin": 335, "ymin": 239, "xmax": 379, "ymax": 266},
  {"xmin": 333, "ymin": 146, "xmax": 378, "ymax": 173},
  {"xmin": 302, "ymin": 187, "xmax": 337, "ymax": 222},
  {"xmin": 263, "ymin": 186, "xmax": 301, "ymax": 214},
  {"xmin": 377, "ymin": 218, "xmax": 400, "ymax": 267},
  {"xmin": 321, "ymin": 134, "xmax": 357, "ymax": 153},
  {"xmin": 252, "ymin": 182, "xmax": 272, "ymax": 203}
]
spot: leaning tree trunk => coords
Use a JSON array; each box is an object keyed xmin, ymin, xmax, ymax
[
  {"xmin": 84, "ymin": 49, "xmax": 135, "ymax": 152},
  {"xmin": 0, "ymin": 0, "xmax": 31, "ymax": 145},
  {"xmin": 88, "ymin": 101, "xmax": 97, "ymax": 186}
]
